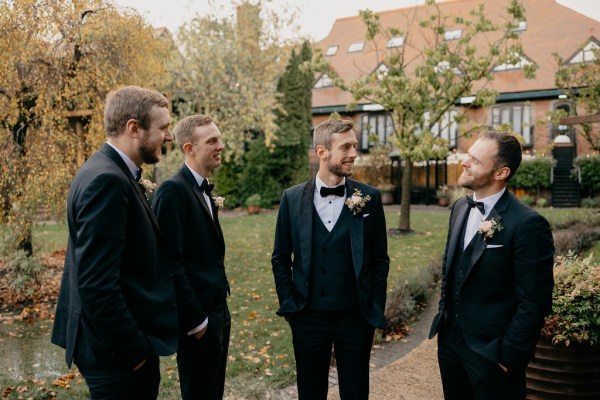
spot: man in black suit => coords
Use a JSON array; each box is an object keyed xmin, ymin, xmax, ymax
[
  {"xmin": 272, "ymin": 118, "xmax": 389, "ymax": 400},
  {"xmin": 429, "ymin": 131, "xmax": 554, "ymax": 399},
  {"xmin": 51, "ymin": 86, "xmax": 184, "ymax": 399},
  {"xmin": 153, "ymin": 115, "xmax": 230, "ymax": 400}
]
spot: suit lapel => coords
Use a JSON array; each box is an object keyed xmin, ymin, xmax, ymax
[
  {"xmin": 180, "ymin": 166, "xmax": 221, "ymax": 236},
  {"xmin": 346, "ymin": 180, "xmax": 364, "ymax": 277},
  {"xmin": 445, "ymin": 199, "xmax": 470, "ymax": 275},
  {"xmin": 299, "ymin": 179, "xmax": 315, "ymax": 277}
]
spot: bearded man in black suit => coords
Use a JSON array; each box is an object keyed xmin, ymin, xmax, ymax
[
  {"xmin": 272, "ymin": 118, "xmax": 390, "ymax": 400},
  {"xmin": 52, "ymin": 86, "xmax": 187, "ymax": 399},
  {"xmin": 429, "ymin": 131, "xmax": 554, "ymax": 400},
  {"xmin": 153, "ymin": 115, "xmax": 230, "ymax": 400}
]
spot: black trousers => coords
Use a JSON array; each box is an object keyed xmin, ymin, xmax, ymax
[
  {"xmin": 289, "ymin": 309, "xmax": 375, "ymax": 400},
  {"xmin": 437, "ymin": 316, "xmax": 526, "ymax": 400},
  {"xmin": 77, "ymin": 355, "xmax": 160, "ymax": 400},
  {"xmin": 177, "ymin": 300, "xmax": 231, "ymax": 400}
]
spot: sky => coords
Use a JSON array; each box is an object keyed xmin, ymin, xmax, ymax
[{"xmin": 110, "ymin": 0, "xmax": 600, "ymax": 41}]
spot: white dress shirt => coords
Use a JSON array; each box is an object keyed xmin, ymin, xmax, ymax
[
  {"xmin": 107, "ymin": 142, "xmax": 139, "ymax": 179},
  {"xmin": 463, "ymin": 188, "xmax": 505, "ymax": 249},
  {"xmin": 314, "ymin": 175, "xmax": 346, "ymax": 232},
  {"xmin": 185, "ymin": 163, "xmax": 213, "ymax": 218}
]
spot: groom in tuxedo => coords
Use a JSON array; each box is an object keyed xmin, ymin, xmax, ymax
[
  {"xmin": 52, "ymin": 86, "xmax": 182, "ymax": 399},
  {"xmin": 272, "ymin": 118, "xmax": 389, "ymax": 400},
  {"xmin": 153, "ymin": 115, "xmax": 230, "ymax": 400},
  {"xmin": 429, "ymin": 131, "xmax": 554, "ymax": 400}
]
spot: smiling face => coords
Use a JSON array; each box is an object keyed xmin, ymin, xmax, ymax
[
  {"xmin": 320, "ymin": 130, "xmax": 358, "ymax": 179},
  {"xmin": 459, "ymin": 137, "xmax": 509, "ymax": 197},
  {"xmin": 137, "ymin": 105, "xmax": 173, "ymax": 164},
  {"xmin": 184, "ymin": 122, "xmax": 224, "ymax": 177}
]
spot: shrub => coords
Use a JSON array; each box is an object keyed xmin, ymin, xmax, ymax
[
  {"xmin": 0, "ymin": 233, "xmax": 42, "ymax": 296},
  {"xmin": 536, "ymin": 197, "xmax": 548, "ymax": 207},
  {"xmin": 574, "ymin": 155, "xmax": 600, "ymax": 197},
  {"xmin": 581, "ymin": 196, "xmax": 600, "ymax": 209},
  {"xmin": 520, "ymin": 194, "xmax": 535, "ymax": 206},
  {"xmin": 541, "ymin": 252, "xmax": 600, "ymax": 346},
  {"xmin": 509, "ymin": 156, "xmax": 553, "ymax": 193},
  {"xmin": 245, "ymin": 194, "xmax": 262, "ymax": 207},
  {"xmin": 553, "ymin": 223, "xmax": 600, "ymax": 256}
]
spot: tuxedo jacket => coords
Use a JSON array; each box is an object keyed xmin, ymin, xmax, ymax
[
  {"xmin": 272, "ymin": 178, "xmax": 390, "ymax": 329},
  {"xmin": 51, "ymin": 144, "xmax": 179, "ymax": 369},
  {"xmin": 429, "ymin": 190, "xmax": 554, "ymax": 369},
  {"xmin": 152, "ymin": 165, "xmax": 228, "ymax": 332}
]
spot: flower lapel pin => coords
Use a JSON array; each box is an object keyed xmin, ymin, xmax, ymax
[
  {"xmin": 138, "ymin": 177, "xmax": 157, "ymax": 194},
  {"xmin": 478, "ymin": 217, "xmax": 503, "ymax": 240},
  {"xmin": 345, "ymin": 188, "xmax": 371, "ymax": 216},
  {"xmin": 212, "ymin": 194, "xmax": 225, "ymax": 208}
]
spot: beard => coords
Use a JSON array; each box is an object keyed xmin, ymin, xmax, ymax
[
  {"xmin": 326, "ymin": 158, "xmax": 353, "ymax": 178},
  {"xmin": 459, "ymin": 169, "xmax": 495, "ymax": 191},
  {"xmin": 138, "ymin": 142, "xmax": 161, "ymax": 164}
]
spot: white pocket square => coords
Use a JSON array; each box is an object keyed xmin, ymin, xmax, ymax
[
  {"xmin": 486, "ymin": 244, "xmax": 503, "ymax": 248},
  {"xmin": 363, "ymin": 214, "xmax": 370, "ymax": 218}
]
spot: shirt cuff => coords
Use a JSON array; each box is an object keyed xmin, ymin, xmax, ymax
[{"xmin": 187, "ymin": 317, "xmax": 208, "ymax": 335}]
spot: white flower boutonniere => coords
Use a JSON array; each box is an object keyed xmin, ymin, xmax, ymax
[
  {"xmin": 344, "ymin": 188, "xmax": 371, "ymax": 216},
  {"xmin": 139, "ymin": 177, "xmax": 157, "ymax": 194},
  {"xmin": 478, "ymin": 218, "xmax": 503, "ymax": 240},
  {"xmin": 212, "ymin": 194, "xmax": 225, "ymax": 208}
]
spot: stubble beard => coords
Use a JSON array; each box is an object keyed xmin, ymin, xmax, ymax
[
  {"xmin": 459, "ymin": 170, "xmax": 494, "ymax": 191},
  {"xmin": 138, "ymin": 143, "xmax": 161, "ymax": 165},
  {"xmin": 327, "ymin": 159, "xmax": 353, "ymax": 178}
]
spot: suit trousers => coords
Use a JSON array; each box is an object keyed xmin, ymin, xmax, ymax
[
  {"xmin": 177, "ymin": 300, "xmax": 231, "ymax": 400},
  {"xmin": 289, "ymin": 309, "xmax": 375, "ymax": 400},
  {"xmin": 437, "ymin": 316, "xmax": 526, "ymax": 400},
  {"xmin": 76, "ymin": 355, "xmax": 160, "ymax": 400}
]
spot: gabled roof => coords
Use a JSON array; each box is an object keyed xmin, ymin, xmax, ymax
[{"xmin": 313, "ymin": 0, "xmax": 600, "ymax": 108}]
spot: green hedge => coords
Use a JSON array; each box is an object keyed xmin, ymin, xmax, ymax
[
  {"xmin": 509, "ymin": 156, "xmax": 553, "ymax": 193},
  {"xmin": 574, "ymin": 155, "xmax": 600, "ymax": 197}
]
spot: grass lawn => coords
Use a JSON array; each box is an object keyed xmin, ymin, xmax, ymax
[{"xmin": 1, "ymin": 206, "xmax": 598, "ymax": 398}]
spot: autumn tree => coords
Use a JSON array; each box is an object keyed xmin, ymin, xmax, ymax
[
  {"xmin": 553, "ymin": 47, "xmax": 600, "ymax": 152},
  {"xmin": 318, "ymin": 0, "xmax": 532, "ymax": 232},
  {"xmin": 0, "ymin": 0, "xmax": 173, "ymax": 255}
]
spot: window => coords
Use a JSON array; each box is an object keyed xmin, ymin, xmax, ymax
[
  {"xmin": 360, "ymin": 113, "xmax": 395, "ymax": 150},
  {"xmin": 568, "ymin": 40, "xmax": 599, "ymax": 64},
  {"xmin": 325, "ymin": 45, "xmax": 338, "ymax": 56},
  {"xmin": 493, "ymin": 53, "xmax": 532, "ymax": 71},
  {"xmin": 444, "ymin": 29, "xmax": 462, "ymax": 41},
  {"xmin": 435, "ymin": 61, "xmax": 462, "ymax": 75},
  {"xmin": 387, "ymin": 36, "xmax": 404, "ymax": 48},
  {"xmin": 491, "ymin": 103, "xmax": 532, "ymax": 146},
  {"xmin": 314, "ymin": 74, "xmax": 333, "ymax": 88},
  {"xmin": 415, "ymin": 110, "xmax": 458, "ymax": 149},
  {"xmin": 513, "ymin": 20, "xmax": 527, "ymax": 31},
  {"xmin": 553, "ymin": 101, "xmax": 576, "ymax": 142},
  {"xmin": 348, "ymin": 42, "xmax": 364, "ymax": 53}
]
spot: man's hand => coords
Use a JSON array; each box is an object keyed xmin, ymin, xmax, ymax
[
  {"xmin": 498, "ymin": 363, "xmax": 508, "ymax": 373},
  {"xmin": 133, "ymin": 358, "xmax": 147, "ymax": 371},
  {"xmin": 193, "ymin": 325, "xmax": 208, "ymax": 340}
]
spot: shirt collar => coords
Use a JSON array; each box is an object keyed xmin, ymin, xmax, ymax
[
  {"xmin": 107, "ymin": 142, "xmax": 139, "ymax": 179},
  {"xmin": 473, "ymin": 188, "xmax": 505, "ymax": 217},
  {"xmin": 185, "ymin": 163, "xmax": 208, "ymax": 188},
  {"xmin": 315, "ymin": 175, "xmax": 346, "ymax": 193}
]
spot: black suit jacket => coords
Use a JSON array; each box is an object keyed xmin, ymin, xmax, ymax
[
  {"xmin": 152, "ymin": 165, "xmax": 228, "ymax": 332},
  {"xmin": 429, "ymin": 190, "xmax": 554, "ymax": 369},
  {"xmin": 51, "ymin": 144, "xmax": 179, "ymax": 369},
  {"xmin": 271, "ymin": 178, "xmax": 390, "ymax": 329}
]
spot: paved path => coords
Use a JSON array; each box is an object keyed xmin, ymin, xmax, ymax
[{"xmin": 237, "ymin": 292, "xmax": 443, "ymax": 400}]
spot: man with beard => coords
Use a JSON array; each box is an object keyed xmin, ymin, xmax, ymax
[
  {"xmin": 429, "ymin": 131, "xmax": 554, "ymax": 400},
  {"xmin": 271, "ymin": 118, "xmax": 389, "ymax": 399},
  {"xmin": 153, "ymin": 115, "xmax": 230, "ymax": 400},
  {"xmin": 52, "ymin": 86, "xmax": 182, "ymax": 399}
]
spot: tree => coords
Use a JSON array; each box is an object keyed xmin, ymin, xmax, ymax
[
  {"xmin": 553, "ymin": 47, "xmax": 600, "ymax": 152},
  {"xmin": 0, "ymin": 0, "xmax": 173, "ymax": 254},
  {"xmin": 317, "ymin": 0, "xmax": 532, "ymax": 232}
]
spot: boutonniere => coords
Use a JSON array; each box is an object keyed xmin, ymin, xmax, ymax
[
  {"xmin": 344, "ymin": 188, "xmax": 371, "ymax": 216},
  {"xmin": 139, "ymin": 177, "xmax": 157, "ymax": 194},
  {"xmin": 478, "ymin": 217, "xmax": 503, "ymax": 240},
  {"xmin": 212, "ymin": 194, "xmax": 225, "ymax": 208}
]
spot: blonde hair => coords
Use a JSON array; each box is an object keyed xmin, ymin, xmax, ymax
[
  {"xmin": 313, "ymin": 118, "xmax": 354, "ymax": 150},
  {"xmin": 173, "ymin": 115, "xmax": 215, "ymax": 151}
]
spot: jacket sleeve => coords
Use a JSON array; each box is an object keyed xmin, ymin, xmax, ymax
[
  {"xmin": 368, "ymin": 190, "xmax": 390, "ymax": 317},
  {"xmin": 271, "ymin": 191, "xmax": 295, "ymax": 315}
]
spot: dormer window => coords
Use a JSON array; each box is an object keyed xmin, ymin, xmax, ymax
[
  {"xmin": 387, "ymin": 37, "xmax": 404, "ymax": 48},
  {"xmin": 314, "ymin": 73, "xmax": 333, "ymax": 88},
  {"xmin": 567, "ymin": 40, "xmax": 600, "ymax": 64},
  {"xmin": 326, "ymin": 46, "xmax": 338, "ymax": 56},
  {"xmin": 348, "ymin": 42, "xmax": 364, "ymax": 53},
  {"xmin": 494, "ymin": 53, "xmax": 533, "ymax": 71},
  {"xmin": 444, "ymin": 29, "xmax": 462, "ymax": 41}
]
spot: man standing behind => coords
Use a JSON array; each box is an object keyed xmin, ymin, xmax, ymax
[
  {"xmin": 153, "ymin": 115, "xmax": 230, "ymax": 400},
  {"xmin": 272, "ymin": 118, "xmax": 389, "ymax": 400},
  {"xmin": 52, "ymin": 86, "xmax": 179, "ymax": 399},
  {"xmin": 429, "ymin": 131, "xmax": 554, "ymax": 400}
]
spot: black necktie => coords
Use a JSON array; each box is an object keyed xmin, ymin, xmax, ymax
[
  {"xmin": 200, "ymin": 179, "xmax": 214, "ymax": 195},
  {"xmin": 466, "ymin": 196, "xmax": 485, "ymax": 214},
  {"xmin": 320, "ymin": 185, "xmax": 345, "ymax": 197}
]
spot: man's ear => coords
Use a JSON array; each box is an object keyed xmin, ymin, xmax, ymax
[
  {"xmin": 315, "ymin": 145, "xmax": 328, "ymax": 160},
  {"xmin": 495, "ymin": 166, "xmax": 510, "ymax": 181},
  {"xmin": 182, "ymin": 142, "xmax": 194, "ymax": 155},
  {"xmin": 125, "ymin": 118, "xmax": 140, "ymax": 138}
]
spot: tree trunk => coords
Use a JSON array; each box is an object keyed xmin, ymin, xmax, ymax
[{"xmin": 399, "ymin": 157, "xmax": 413, "ymax": 232}]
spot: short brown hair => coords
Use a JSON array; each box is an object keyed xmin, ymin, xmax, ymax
[
  {"xmin": 104, "ymin": 86, "xmax": 169, "ymax": 136},
  {"xmin": 173, "ymin": 115, "xmax": 214, "ymax": 151},
  {"xmin": 480, "ymin": 131, "xmax": 523, "ymax": 182},
  {"xmin": 313, "ymin": 118, "xmax": 354, "ymax": 150}
]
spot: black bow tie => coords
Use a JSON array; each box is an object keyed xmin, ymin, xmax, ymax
[
  {"xmin": 466, "ymin": 196, "xmax": 485, "ymax": 214},
  {"xmin": 200, "ymin": 180, "xmax": 214, "ymax": 195},
  {"xmin": 320, "ymin": 185, "xmax": 345, "ymax": 198},
  {"xmin": 135, "ymin": 168, "xmax": 143, "ymax": 182}
]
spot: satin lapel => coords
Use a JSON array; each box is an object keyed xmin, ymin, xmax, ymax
[
  {"xmin": 464, "ymin": 190, "xmax": 511, "ymax": 280},
  {"xmin": 100, "ymin": 144, "xmax": 163, "ymax": 236},
  {"xmin": 299, "ymin": 179, "xmax": 315, "ymax": 276},
  {"xmin": 445, "ymin": 199, "xmax": 470, "ymax": 275},
  {"xmin": 179, "ymin": 166, "xmax": 219, "ymax": 234},
  {"xmin": 347, "ymin": 180, "xmax": 364, "ymax": 277}
]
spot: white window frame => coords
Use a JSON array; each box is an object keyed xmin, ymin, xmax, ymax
[
  {"xmin": 491, "ymin": 103, "xmax": 533, "ymax": 146},
  {"xmin": 360, "ymin": 112, "xmax": 395, "ymax": 150},
  {"xmin": 387, "ymin": 36, "xmax": 404, "ymax": 48},
  {"xmin": 325, "ymin": 45, "xmax": 338, "ymax": 56},
  {"xmin": 444, "ymin": 29, "xmax": 462, "ymax": 41},
  {"xmin": 348, "ymin": 42, "xmax": 364, "ymax": 53},
  {"xmin": 314, "ymin": 73, "xmax": 333, "ymax": 88}
]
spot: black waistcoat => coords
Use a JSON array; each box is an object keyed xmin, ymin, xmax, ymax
[{"xmin": 308, "ymin": 206, "xmax": 359, "ymax": 310}]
